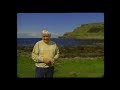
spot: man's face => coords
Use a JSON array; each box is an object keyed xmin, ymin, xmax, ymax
[{"xmin": 42, "ymin": 34, "xmax": 50, "ymax": 44}]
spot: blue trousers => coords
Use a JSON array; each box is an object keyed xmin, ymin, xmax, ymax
[{"xmin": 35, "ymin": 66, "xmax": 54, "ymax": 78}]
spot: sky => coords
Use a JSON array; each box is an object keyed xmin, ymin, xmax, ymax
[{"xmin": 17, "ymin": 13, "xmax": 104, "ymax": 38}]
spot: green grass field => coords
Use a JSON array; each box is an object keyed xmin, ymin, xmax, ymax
[{"xmin": 17, "ymin": 57, "xmax": 104, "ymax": 78}]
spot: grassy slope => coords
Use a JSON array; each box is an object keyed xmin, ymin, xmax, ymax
[
  {"xmin": 60, "ymin": 22, "xmax": 104, "ymax": 39},
  {"xmin": 17, "ymin": 57, "xmax": 104, "ymax": 78}
]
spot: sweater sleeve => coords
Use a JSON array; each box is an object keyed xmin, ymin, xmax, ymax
[
  {"xmin": 53, "ymin": 45, "xmax": 59, "ymax": 60},
  {"xmin": 31, "ymin": 42, "xmax": 44, "ymax": 62}
]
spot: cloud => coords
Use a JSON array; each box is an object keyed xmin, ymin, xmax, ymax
[
  {"xmin": 51, "ymin": 32, "xmax": 63, "ymax": 38},
  {"xmin": 17, "ymin": 32, "xmax": 41, "ymax": 38},
  {"xmin": 17, "ymin": 32, "xmax": 63, "ymax": 38}
]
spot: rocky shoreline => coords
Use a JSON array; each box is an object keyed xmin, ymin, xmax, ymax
[{"xmin": 17, "ymin": 44, "xmax": 104, "ymax": 58}]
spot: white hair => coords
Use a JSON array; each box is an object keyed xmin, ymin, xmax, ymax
[{"xmin": 42, "ymin": 30, "xmax": 51, "ymax": 36}]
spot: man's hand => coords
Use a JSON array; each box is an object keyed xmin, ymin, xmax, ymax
[{"xmin": 43, "ymin": 58, "xmax": 54, "ymax": 65}]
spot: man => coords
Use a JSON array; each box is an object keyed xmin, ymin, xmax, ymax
[{"xmin": 32, "ymin": 30, "xmax": 59, "ymax": 78}]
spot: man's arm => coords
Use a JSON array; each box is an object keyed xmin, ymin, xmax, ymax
[
  {"xmin": 52, "ymin": 45, "xmax": 59, "ymax": 63},
  {"xmin": 31, "ymin": 42, "xmax": 44, "ymax": 63}
]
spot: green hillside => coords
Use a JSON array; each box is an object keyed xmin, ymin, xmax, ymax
[{"xmin": 59, "ymin": 22, "xmax": 104, "ymax": 39}]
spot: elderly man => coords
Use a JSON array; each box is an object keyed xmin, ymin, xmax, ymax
[{"xmin": 32, "ymin": 30, "xmax": 59, "ymax": 78}]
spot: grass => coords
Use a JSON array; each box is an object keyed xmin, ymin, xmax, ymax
[
  {"xmin": 17, "ymin": 57, "xmax": 35, "ymax": 78},
  {"xmin": 17, "ymin": 57, "xmax": 104, "ymax": 78},
  {"xmin": 54, "ymin": 58, "xmax": 104, "ymax": 78}
]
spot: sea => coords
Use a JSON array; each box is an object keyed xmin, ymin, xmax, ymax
[{"xmin": 17, "ymin": 38, "xmax": 104, "ymax": 47}]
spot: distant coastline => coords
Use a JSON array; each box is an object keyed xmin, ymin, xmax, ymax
[{"xmin": 58, "ymin": 22, "xmax": 104, "ymax": 39}]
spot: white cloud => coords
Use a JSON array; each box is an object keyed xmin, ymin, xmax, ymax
[
  {"xmin": 17, "ymin": 32, "xmax": 63, "ymax": 38},
  {"xmin": 17, "ymin": 32, "xmax": 41, "ymax": 38},
  {"xmin": 51, "ymin": 32, "xmax": 63, "ymax": 38}
]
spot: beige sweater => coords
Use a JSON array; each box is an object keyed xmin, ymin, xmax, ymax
[{"xmin": 32, "ymin": 40, "xmax": 59, "ymax": 68}]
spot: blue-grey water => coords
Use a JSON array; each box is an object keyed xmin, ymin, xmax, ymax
[{"xmin": 17, "ymin": 38, "xmax": 104, "ymax": 46}]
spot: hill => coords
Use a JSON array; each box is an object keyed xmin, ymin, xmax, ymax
[{"xmin": 59, "ymin": 22, "xmax": 104, "ymax": 39}]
